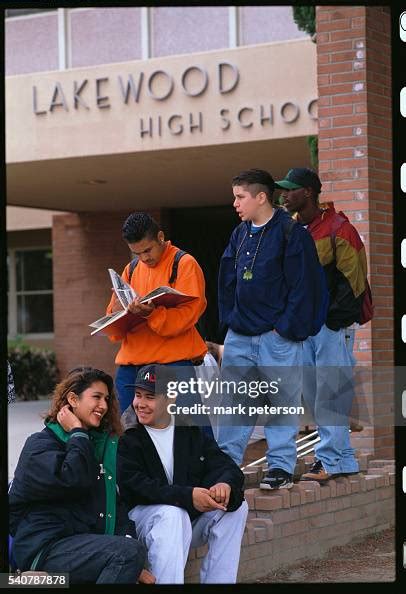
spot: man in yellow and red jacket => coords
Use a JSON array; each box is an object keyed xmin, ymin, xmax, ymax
[{"xmin": 276, "ymin": 168, "xmax": 370, "ymax": 482}]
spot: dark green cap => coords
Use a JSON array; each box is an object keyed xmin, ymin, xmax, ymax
[{"xmin": 275, "ymin": 168, "xmax": 322, "ymax": 192}]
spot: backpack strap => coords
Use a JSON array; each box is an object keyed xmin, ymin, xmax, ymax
[
  {"xmin": 128, "ymin": 250, "xmax": 187, "ymax": 285},
  {"xmin": 168, "ymin": 250, "xmax": 186, "ymax": 285},
  {"xmin": 128, "ymin": 256, "xmax": 139, "ymax": 282}
]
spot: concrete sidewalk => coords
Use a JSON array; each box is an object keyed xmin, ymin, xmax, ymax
[{"xmin": 8, "ymin": 399, "xmax": 51, "ymax": 481}]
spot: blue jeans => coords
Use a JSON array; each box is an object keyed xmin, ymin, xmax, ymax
[
  {"xmin": 39, "ymin": 534, "xmax": 145, "ymax": 584},
  {"xmin": 116, "ymin": 361, "xmax": 214, "ymax": 438},
  {"xmin": 217, "ymin": 328, "xmax": 302, "ymax": 475},
  {"xmin": 303, "ymin": 324, "xmax": 359, "ymax": 474}
]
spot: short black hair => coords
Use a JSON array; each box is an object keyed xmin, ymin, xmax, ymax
[
  {"xmin": 122, "ymin": 212, "xmax": 160, "ymax": 243},
  {"xmin": 232, "ymin": 169, "xmax": 275, "ymax": 204}
]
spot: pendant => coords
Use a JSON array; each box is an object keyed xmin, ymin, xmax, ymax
[{"xmin": 243, "ymin": 270, "xmax": 253, "ymax": 281}]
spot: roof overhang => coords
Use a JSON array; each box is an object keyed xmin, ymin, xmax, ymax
[{"xmin": 6, "ymin": 39, "xmax": 317, "ymax": 211}]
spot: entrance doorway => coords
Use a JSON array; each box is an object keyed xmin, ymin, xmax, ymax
[{"xmin": 168, "ymin": 205, "xmax": 238, "ymax": 344}]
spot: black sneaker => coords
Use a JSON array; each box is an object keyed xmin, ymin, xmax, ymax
[{"xmin": 259, "ymin": 468, "xmax": 293, "ymax": 490}]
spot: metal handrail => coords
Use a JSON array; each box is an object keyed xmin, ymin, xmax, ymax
[
  {"xmin": 297, "ymin": 437, "xmax": 320, "ymax": 452},
  {"xmin": 297, "ymin": 446, "xmax": 319, "ymax": 458},
  {"xmin": 296, "ymin": 430, "xmax": 318, "ymax": 444},
  {"xmin": 241, "ymin": 426, "xmax": 355, "ymax": 471},
  {"xmin": 241, "ymin": 430, "xmax": 321, "ymax": 471}
]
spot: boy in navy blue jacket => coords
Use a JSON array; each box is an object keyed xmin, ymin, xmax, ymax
[{"xmin": 217, "ymin": 168, "xmax": 328, "ymax": 490}]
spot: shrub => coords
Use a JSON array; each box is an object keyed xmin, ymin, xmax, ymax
[
  {"xmin": 292, "ymin": 6, "xmax": 316, "ymax": 39},
  {"xmin": 8, "ymin": 339, "xmax": 59, "ymax": 401}
]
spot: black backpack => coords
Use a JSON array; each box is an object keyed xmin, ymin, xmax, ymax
[{"xmin": 128, "ymin": 249, "xmax": 187, "ymax": 286}]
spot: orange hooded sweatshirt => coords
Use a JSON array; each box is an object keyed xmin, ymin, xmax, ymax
[{"xmin": 106, "ymin": 241, "xmax": 207, "ymax": 365}]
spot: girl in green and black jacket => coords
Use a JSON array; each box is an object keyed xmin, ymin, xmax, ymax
[{"xmin": 9, "ymin": 367, "xmax": 153, "ymax": 584}]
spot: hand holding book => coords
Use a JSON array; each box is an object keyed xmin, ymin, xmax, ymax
[
  {"xmin": 90, "ymin": 268, "xmax": 197, "ymax": 337},
  {"xmin": 127, "ymin": 297, "xmax": 155, "ymax": 317}
]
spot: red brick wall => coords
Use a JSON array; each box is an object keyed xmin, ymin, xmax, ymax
[
  {"xmin": 52, "ymin": 210, "xmax": 162, "ymax": 379},
  {"xmin": 316, "ymin": 6, "xmax": 393, "ymax": 457},
  {"xmin": 186, "ymin": 459, "xmax": 395, "ymax": 581}
]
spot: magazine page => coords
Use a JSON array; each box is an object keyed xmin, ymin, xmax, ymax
[
  {"xmin": 108, "ymin": 268, "xmax": 137, "ymax": 309},
  {"xmin": 89, "ymin": 309, "xmax": 130, "ymax": 336},
  {"xmin": 89, "ymin": 310, "xmax": 126, "ymax": 329},
  {"xmin": 90, "ymin": 280, "xmax": 197, "ymax": 337},
  {"xmin": 141, "ymin": 286, "xmax": 188, "ymax": 301}
]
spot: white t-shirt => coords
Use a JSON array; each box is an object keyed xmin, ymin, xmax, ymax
[
  {"xmin": 251, "ymin": 216, "xmax": 273, "ymax": 232},
  {"xmin": 145, "ymin": 416, "xmax": 175, "ymax": 484}
]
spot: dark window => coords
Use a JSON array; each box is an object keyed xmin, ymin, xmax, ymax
[
  {"xmin": 13, "ymin": 249, "xmax": 54, "ymax": 334},
  {"xmin": 16, "ymin": 250, "xmax": 53, "ymax": 292},
  {"xmin": 17, "ymin": 294, "xmax": 54, "ymax": 334},
  {"xmin": 5, "ymin": 9, "xmax": 57, "ymax": 18}
]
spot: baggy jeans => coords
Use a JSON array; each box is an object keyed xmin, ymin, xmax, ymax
[
  {"xmin": 302, "ymin": 324, "xmax": 359, "ymax": 474},
  {"xmin": 217, "ymin": 328, "xmax": 302, "ymax": 474}
]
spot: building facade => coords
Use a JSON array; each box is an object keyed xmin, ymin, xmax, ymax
[
  {"xmin": 5, "ymin": 6, "xmax": 393, "ymax": 457},
  {"xmin": 6, "ymin": 5, "xmax": 312, "ymax": 349}
]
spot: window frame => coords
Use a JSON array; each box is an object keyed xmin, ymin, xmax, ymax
[{"xmin": 7, "ymin": 246, "xmax": 54, "ymax": 339}]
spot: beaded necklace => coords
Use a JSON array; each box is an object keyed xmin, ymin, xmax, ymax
[{"xmin": 234, "ymin": 225, "xmax": 267, "ymax": 281}]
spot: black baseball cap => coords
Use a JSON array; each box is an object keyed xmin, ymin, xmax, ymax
[
  {"xmin": 275, "ymin": 168, "xmax": 322, "ymax": 193},
  {"xmin": 126, "ymin": 364, "xmax": 158, "ymax": 394}
]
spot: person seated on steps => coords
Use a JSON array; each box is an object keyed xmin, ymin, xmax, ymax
[
  {"xmin": 117, "ymin": 364, "xmax": 249, "ymax": 584},
  {"xmin": 9, "ymin": 367, "xmax": 154, "ymax": 585}
]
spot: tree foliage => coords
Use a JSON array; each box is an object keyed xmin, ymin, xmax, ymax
[
  {"xmin": 307, "ymin": 135, "xmax": 319, "ymax": 169},
  {"xmin": 293, "ymin": 6, "xmax": 316, "ymax": 38}
]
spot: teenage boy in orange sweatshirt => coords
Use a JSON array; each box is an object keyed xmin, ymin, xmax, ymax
[{"xmin": 107, "ymin": 213, "xmax": 208, "ymax": 417}]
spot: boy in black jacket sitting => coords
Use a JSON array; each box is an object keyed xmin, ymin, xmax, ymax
[{"xmin": 117, "ymin": 364, "xmax": 248, "ymax": 584}]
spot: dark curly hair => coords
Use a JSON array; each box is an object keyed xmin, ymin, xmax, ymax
[
  {"xmin": 122, "ymin": 212, "xmax": 160, "ymax": 243},
  {"xmin": 46, "ymin": 367, "xmax": 122, "ymax": 436}
]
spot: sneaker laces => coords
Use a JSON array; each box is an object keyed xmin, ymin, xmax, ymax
[{"xmin": 308, "ymin": 459, "xmax": 323, "ymax": 473}]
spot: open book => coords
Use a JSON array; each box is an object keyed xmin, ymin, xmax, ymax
[{"xmin": 90, "ymin": 268, "xmax": 197, "ymax": 337}]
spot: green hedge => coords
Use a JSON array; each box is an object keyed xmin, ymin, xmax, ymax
[{"xmin": 8, "ymin": 339, "xmax": 59, "ymax": 401}]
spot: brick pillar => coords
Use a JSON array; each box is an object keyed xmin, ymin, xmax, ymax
[
  {"xmin": 52, "ymin": 210, "xmax": 162, "ymax": 379},
  {"xmin": 316, "ymin": 6, "xmax": 393, "ymax": 457}
]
